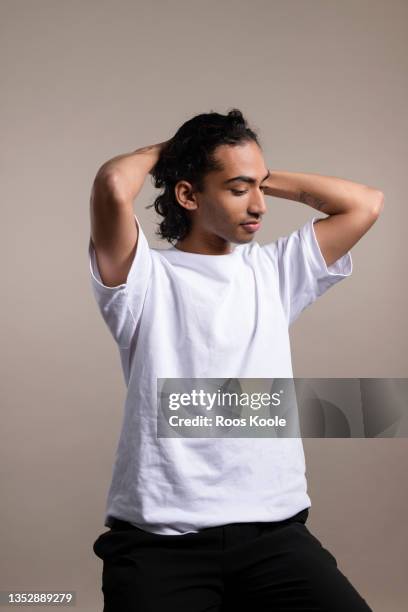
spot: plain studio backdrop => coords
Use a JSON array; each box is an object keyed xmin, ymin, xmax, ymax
[{"xmin": 1, "ymin": 1, "xmax": 407, "ymax": 610}]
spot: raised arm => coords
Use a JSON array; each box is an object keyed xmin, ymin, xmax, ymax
[
  {"xmin": 263, "ymin": 170, "xmax": 385, "ymax": 267},
  {"xmin": 90, "ymin": 142, "xmax": 168, "ymax": 287}
]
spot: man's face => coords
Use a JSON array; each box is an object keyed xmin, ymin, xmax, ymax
[{"xmin": 175, "ymin": 140, "xmax": 269, "ymax": 253}]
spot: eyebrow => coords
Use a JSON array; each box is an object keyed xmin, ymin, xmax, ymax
[{"xmin": 222, "ymin": 169, "xmax": 271, "ymax": 186}]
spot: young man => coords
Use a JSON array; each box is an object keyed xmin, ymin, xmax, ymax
[{"xmin": 89, "ymin": 110, "xmax": 383, "ymax": 611}]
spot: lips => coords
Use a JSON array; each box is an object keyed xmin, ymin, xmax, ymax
[{"xmin": 241, "ymin": 221, "xmax": 261, "ymax": 232}]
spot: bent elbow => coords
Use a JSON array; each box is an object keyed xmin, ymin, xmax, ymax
[{"xmin": 371, "ymin": 190, "xmax": 385, "ymax": 217}]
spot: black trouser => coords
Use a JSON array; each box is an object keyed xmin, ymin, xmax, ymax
[{"xmin": 93, "ymin": 508, "xmax": 373, "ymax": 611}]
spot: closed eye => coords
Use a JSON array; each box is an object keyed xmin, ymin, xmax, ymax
[{"xmin": 231, "ymin": 187, "xmax": 266, "ymax": 196}]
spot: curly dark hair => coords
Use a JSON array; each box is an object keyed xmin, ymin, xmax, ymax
[{"xmin": 145, "ymin": 108, "xmax": 262, "ymax": 244}]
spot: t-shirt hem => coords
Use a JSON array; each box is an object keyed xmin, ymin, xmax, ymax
[{"xmin": 302, "ymin": 216, "xmax": 353, "ymax": 278}]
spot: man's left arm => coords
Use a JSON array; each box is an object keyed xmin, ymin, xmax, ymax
[{"xmin": 262, "ymin": 170, "xmax": 384, "ymax": 267}]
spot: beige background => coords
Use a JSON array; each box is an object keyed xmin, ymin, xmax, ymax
[{"xmin": 1, "ymin": 0, "xmax": 407, "ymax": 610}]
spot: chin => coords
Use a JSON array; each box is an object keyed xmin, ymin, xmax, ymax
[{"xmin": 234, "ymin": 235, "xmax": 254, "ymax": 245}]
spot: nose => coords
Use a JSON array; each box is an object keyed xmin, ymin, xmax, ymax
[{"xmin": 247, "ymin": 192, "xmax": 267, "ymax": 218}]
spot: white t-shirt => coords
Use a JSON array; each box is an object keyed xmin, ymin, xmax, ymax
[{"xmin": 88, "ymin": 214, "xmax": 352, "ymax": 535}]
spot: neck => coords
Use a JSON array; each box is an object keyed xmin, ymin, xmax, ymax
[{"xmin": 174, "ymin": 232, "xmax": 233, "ymax": 256}]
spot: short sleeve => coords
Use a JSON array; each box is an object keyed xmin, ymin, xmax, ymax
[
  {"xmin": 261, "ymin": 216, "xmax": 353, "ymax": 326},
  {"xmin": 88, "ymin": 214, "xmax": 152, "ymax": 348}
]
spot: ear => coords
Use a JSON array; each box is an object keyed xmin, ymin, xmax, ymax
[{"xmin": 174, "ymin": 180, "xmax": 199, "ymax": 211}]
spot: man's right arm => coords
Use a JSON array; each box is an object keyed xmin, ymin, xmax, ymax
[{"xmin": 90, "ymin": 142, "xmax": 167, "ymax": 287}]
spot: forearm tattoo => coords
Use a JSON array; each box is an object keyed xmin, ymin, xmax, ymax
[{"xmin": 299, "ymin": 191, "xmax": 326, "ymax": 211}]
